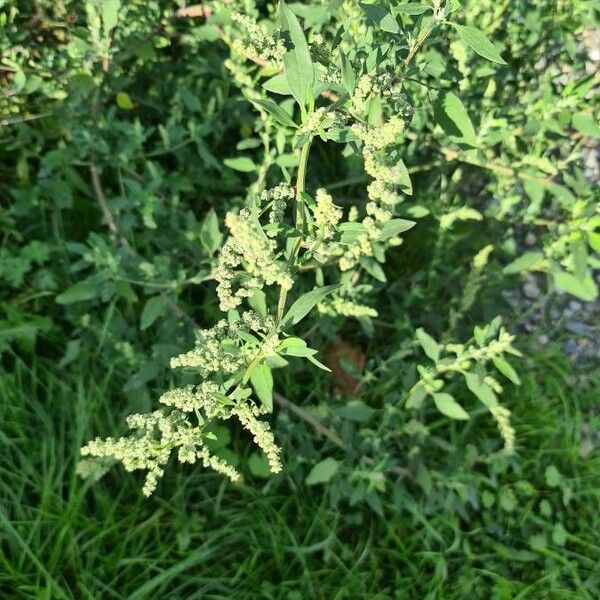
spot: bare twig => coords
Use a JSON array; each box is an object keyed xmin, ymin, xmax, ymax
[
  {"xmin": 274, "ymin": 391, "xmax": 344, "ymax": 447},
  {"xmin": 0, "ymin": 112, "xmax": 52, "ymax": 128},
  {"xmin": 274, "ymin": 392, "xmax": 413, "ymax": 479},
  {"xmin": 89, "ymin": 161, "xmax": 198, "ymax": 329},
  {"xmin": 89, "ymin": 162, "xmax": 123, "ymax": 241}
]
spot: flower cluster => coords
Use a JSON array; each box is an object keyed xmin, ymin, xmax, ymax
[
  {"xmin": 337, "ymin": 87, "xmax": 409, "ymax": 271},
  {"xmin": 408, "ymin": 321, "xmax": 520, "ymax": 452},
  {"xmin": 313, "ymin": 188, "xmax": 342, "ymax": 238},
  {"xmin": 79, "ymin": 307, "xmax": 284, "ymax": 495},
  {"xmin": 170, "ymin": 319, "xmax": 245, "ymax": 376},
  {"xmin": 230, "ymin": 13, "xmax": 286, "ymax": 65},
  {"xmin": 232, "ymin": 402, "xmax": 282, "ymax": 473},
  {"xmin": 318, "ymin": 296, "xmax": 378, "ymax": 318},
  {"xmin": 261, "ymin": 183, "xmax": 295, "ymax": 233},
  {"xmin": 300, "ymin": 107, "xmax": 327, "ymax": 135},
  {"xmin": 80, "ymin": 410, "xmax": 241, "ymax": 496},
  {"xmin": 490, "ymin": 404, "xmax": 516, "ymax": 454},
  {"xmin": 159, "ymin": 381, "xmax": 222, "ymax": 415},
  {"xmin": 214, "ymin": 208, "xmax": 292, "ymax": 311}
]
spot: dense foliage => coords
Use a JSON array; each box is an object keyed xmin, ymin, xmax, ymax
[{"xmin": 1, "ymin": 0, "xmax": 598, "ymax": 597}]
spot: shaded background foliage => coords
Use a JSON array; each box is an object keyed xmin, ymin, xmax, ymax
[{"xmin": 0, "ymin": 0, "xmax": 599, "ymax": 598}]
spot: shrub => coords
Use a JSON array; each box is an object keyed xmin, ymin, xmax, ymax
[{"xmin": 1, "ymin": 0, "xmax": 598, "ymax": 506}]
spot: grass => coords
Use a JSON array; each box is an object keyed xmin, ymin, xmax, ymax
[{"xmin": 0, "ymin": 343, "xmax": 598, "ymax": 599}]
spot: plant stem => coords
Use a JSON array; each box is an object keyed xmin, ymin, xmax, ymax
[
  {"xmin": 294, "ymin": 139, "xmax": 312, "ymax": 229},
  {"xmin": 276, "ymin": 136, "xmax": 313, "ymax": 324}
]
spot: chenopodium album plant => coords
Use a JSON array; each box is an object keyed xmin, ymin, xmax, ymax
[{"xmin": 79, "ymin": 0, "xmax": 523, "ymax": 495}]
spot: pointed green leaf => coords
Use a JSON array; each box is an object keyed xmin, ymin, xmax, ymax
[
  {"xmin": 433, "ymin": 393, "xmax": 470, "ymax": 420},
  {"xmin": 552, "ymin": 270, "xmax": 598, "ymax": 301},
  {"xmin": 280, "ymin": 284, "xmax": 340, "ymax": 329},
  {"xmin": 252, "ymin": 98, "xmax": 297, "ymax": 128},
  {"xmin": 503, "ymin": 251, "xmax": 545, "ymax": 275},
  {"xmin": 379, "ymin": 218, "xmax": 416, "ymax": 240},
  {"xmin": 436, "ymin": 92, "xmax": 477, "ymax": 146},
  {"xmin": 279, "ymin": 0, "xmax": 314, "ymax": 107},
  {"xmin": 140, "ymin": 295, "xmax": 168, "ymax": 330},
  {"xmin": 56, "ymin": 281, "xmax": 98, "ymax": 304},
  {"xmin": 250, "ymin": 363, "xmax": 273, "ymax": 411},
  {"xmin": 492, "ymin": 357, "xmax": 521, "ymax": 386},
  {"xmin": 223, "ymin": 156, "xmax": 256, "ymax": 172},
  {"xmin": 453, "ymin": 24, "xmax": 507, "ymax": 64},
  {"xmin": 306, "ymin": 457, "xmax": 339, "ymax": 485},
  {"xmin": 572, "ymin": 112, "xmax": 600, "ymax": 138},
  {"xmin": 341, "ymin": 53, "xmax": 356, "ymax": 94},
  {"xmin": 262, "ymin": 73, "xmax": 292, "ymax": 95},
  {"xmin": 200, "ymin": 209, "xmax": 222, "ymax": 254},
  {"xmin": 416, "ymin": 328, "xmax": 440, "ymax": 362},
  {"xmin": 464, "ymin": 372, "xmax": 497, "ymax": 408}
]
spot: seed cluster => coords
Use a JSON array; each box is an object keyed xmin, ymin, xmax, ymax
[{"xmin": 215, "ymin": 208, "xmax": 293, "ymax": 311}]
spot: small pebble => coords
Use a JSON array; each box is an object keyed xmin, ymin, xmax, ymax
[
  {"xmin": 523, "ymin": 281, "xmax": 541, "ymax": 299},
  {"xmin": 566, "ymin": 321, "xmax": 591, "ymax": 337},
  {"xmin": 525, "ymin": 232, "xmax": 537, "ymax": 246}
]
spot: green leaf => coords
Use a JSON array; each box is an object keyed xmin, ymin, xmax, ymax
[
  {"xmin": 334, "ymin": 400, "xmax": 375, "ymax": 422},
  {"xmin": 223, "ymin": 157, "xmax": 256, "ymax": 172},
  {"xmin": 279, "ymin": 0, "xmax": 314, "ymax": 107},
  {"xmin": 340, "ymin": 53, "xmax": 356, "ymax": 94},
  {"xmin": 280, "ymin": 284, "xmax": 340, "ymax": 329},
  {"xmin": 435, "ymin": 92, "xmax": 476, "ymax": 146},
  {"xmin": 552, "ymin": 522, "xmax": 567, "ymax": 547},
  {"xmin": 101, "ymin": 0, "xmax": 121, "ymax": 32},
  {"xmin": 360, "ymin": 257, "xmax": 386, "ymax": 282},
  {"xmin": 306, "ymin": 457, "xmax": 340, "ymax": 485},
  {"xmin": 305, "ymin": 354, "xmax": 332, "ymax": 372},
  {"xmin": 380, "ymin": 11, "xmax": 400, "ymax": 33},
  {"xmin": 545, "ymin": 465, "xmax": 562, "ymax": 488},
  {"xmin": 406, "ymin": 384, "xmax": 427, "ymax": 409},
  {"xmin": 116, "ymin": 91, "xmax": 134, "ymax": 110},
  {"xmin": 283, "ymin": 51, "xmax": 313, "ymax": 109},
  {"xmin": 248, "ymin": 452, "xmax": 271, "ymax": 478},
  {"xmin": 492, "ymin": 357, "xmax": 521, "ymax": 386},
  {"xmin": 395, "ymin": 158, "xmax": 413, "ymax": 194},
  {"xmin": 250, "ymin": 363, "xmax": 273, "ymax": 412},
  {"xmin": 588, "ymin": 231, "xmax": 600, "ymax": 254},
  {"xmin": 248, "ymin": 289, "xmax": 267, "ymax": 317},
  {"xmin": 416, "ymin": 328, "xmax": 440, "ymax": 362},
  {"xmin": 379, "ymin": 218, "xmax": 416, "ymax": 240},
  {"xmin": 464, "ymin": 372, "xmax": 497, "ymax": 408},
  {"xmin": 433, "ymin": 393, "xmax": 470, "ymax": 420},
  {"xmin": 199, "ymin": 209, "xmax": 222, "ymax": 254},
  {"xmin": 277, "ymin": 337, "xmax": 331, "ymax": 371},
  {"xmin": 56, "ymin": 281, "xmax": 98, "ymax": 304},
  {"xmin": 359, "ymin": 2, "xmax": 399, "ymax": 33},
  {"xmin": 58, "ymin": 339, "xmax": 81, "ymax": 368},
  {"xmin": 140, "ymin": 295, "xmax": 167, "ymax": 330},
  {"xmin": 278, "ymin": 337, "xmax": 313, "ymax": 356},
  {"xmin": 552, "ymin": 270, "xmax": 598, "ymax": 302},
  {"xmin": 452, "ymin": 24, "xmax": 507, "ymax": 65},
  {"xmin": 252, "ymin": 98, "xmax": 297, "ymax": 128},
  {"xmin": 503, "ymin": 251, "xmax": 545, "ymax": 275},
  {"xmin": 396, "ymin": 3, "xmax": 431, "ymax": 15},
  {"xmin": 572, "ymin": 112, "xmax": 600, "ymax": 138},
  {"xmin": 262, "ymin": 73, "xmax": 292, "ymax": 95}
]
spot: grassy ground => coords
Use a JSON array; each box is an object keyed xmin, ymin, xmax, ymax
[{"xmin": 0, "ymin": 344, "xmax": 598, "ymax": 599}]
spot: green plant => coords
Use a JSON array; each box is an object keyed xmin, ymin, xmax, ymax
[
  {"xmin": 75, "ymin": 0, "xmax": 538, "ymax": 495},
  {"xmin": 1, "ymin": 1, "xmax": 599, "ymax": 596}
]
